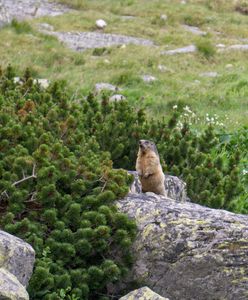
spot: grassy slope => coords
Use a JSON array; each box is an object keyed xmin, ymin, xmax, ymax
[{"xmin": 0, "ymin": 0, "xmax": 248, "ymax": 129}]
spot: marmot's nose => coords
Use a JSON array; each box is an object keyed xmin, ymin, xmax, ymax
[{"xmin": 139, "ymin": 140, "xmax": 143, "ymax": 146}]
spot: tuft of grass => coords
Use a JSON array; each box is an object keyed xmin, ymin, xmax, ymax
[
  {"xmin": 196, "ymin": 38, "xmax": 216, "ymax": 59},
  {"xmin": 92, "ymin": 47, "xmax": 111, "ymax": 56},
  {"xmin": 111, "ymin": 70, "xmax": 142, "ymax": 87},
  {"xmin": 183, "ymin": 13, "xmax": 206, "ymax": 26},
  {"xmin": 11, "ymin": 19, "xmax": 32, "ymax": 34}
]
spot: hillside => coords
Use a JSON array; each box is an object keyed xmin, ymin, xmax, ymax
[{"xmin": 0, "ymin": 0, "xmax": 248, "ymax": 128}]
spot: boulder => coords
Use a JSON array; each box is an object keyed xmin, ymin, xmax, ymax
[
  {"xmin": 116, "ymin": 192, "xmax": 248, "ymax": 300},
  {"xmin": 0, "ymin": 268, "xmax": 29, "ymax": 300},
  {"xmin": 0, "ymin": 230, "xmax": 35, "ymax": 287},
  {"xmin": 0, "ymin": 230, "xmax": 35, "ymax": 299},
  {"xmin": 119, "ymin": 286, "xmax": 169, "ymax": 300}
]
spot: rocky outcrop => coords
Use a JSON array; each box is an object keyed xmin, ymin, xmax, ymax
[
  {"xmin": 116, "ymin": 191, "xmax": 248, "ymax": 300},
  {"xmin": 119, "ymin": 286, "xmax": 169, "ymax": 300},
  {"xmin": 41, "ymin": 31, "xmax": 154, "ymax": 52},
  {"xmin": 0, "ymin": 230, "xmax": 35, "ymax": 300}
]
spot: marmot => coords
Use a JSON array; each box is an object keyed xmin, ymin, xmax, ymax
[{"xmin": 135, "ymin": 140, "xmax": 167, "ymax": 196}]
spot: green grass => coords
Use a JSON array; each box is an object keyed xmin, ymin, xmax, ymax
[{"xmin": 1, "ymin": 0, "xmax": 248, "ymax": 129}]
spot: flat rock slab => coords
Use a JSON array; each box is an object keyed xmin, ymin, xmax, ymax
[
  {"xmin": 0, "ymin": 230, "xmax": 35, "ymax": 287},
  {"xmin": 42, "ymin": 30, "xmax": 154, "ymax": 51},
  {"xmin": 0, "ymin": 0, "xmax": 71, "ymax": 26},
  {"xmin": 199, "ymin": 72, "xmax": 218, "ymax": 78},
  {"xmin": 117, "ymin": 194, "xmax": 248, "ymax": 300},
  {"xmin": 161, "ymin": 45, "xmax": 196, "ymax": 55},
  {"xmin": 182, "ymin": 25, "xmax": 207, "ymax": 36},
  {"xmin": 219, "ymin": 44, "xmax": 248, "ymax": 52}
]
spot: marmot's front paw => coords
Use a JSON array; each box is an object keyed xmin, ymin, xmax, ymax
[{"xmin": 143, "ymin": 172, "xmax": 151, "ymax": 178}]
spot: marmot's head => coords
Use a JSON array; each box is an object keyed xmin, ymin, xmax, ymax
[{"xmin": 139, "ymin": 140, "xmax": 158, "ymax": 155}]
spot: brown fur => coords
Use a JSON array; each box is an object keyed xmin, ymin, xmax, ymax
[{"xmin": 136, "ymin": 140, "xmax": 167, "ymax": 196}]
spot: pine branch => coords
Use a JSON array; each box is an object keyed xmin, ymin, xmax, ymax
[{"xmin": 0, "ymin": 164, "xmax": 37, "ymax": 201}]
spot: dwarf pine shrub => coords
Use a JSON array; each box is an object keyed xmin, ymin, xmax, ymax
[
  {"xmin": 0, "ymin": 66, "xmax": 247, "ymax": 298},
  {"xmin": 0, "ymin": 66, "xmax": 136, "ymax": 299}
]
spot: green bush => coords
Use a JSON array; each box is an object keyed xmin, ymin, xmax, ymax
[
  {"xmin": 0, "ymin": 66, "xmax": 247, "ymax": 298},
  {"xmin": 75, "ymin": 93, "xmax": 245, "ymax": 211},
  {"xmin": 0, "ymin": 66, "xmax": 136, "ymax": 299}
]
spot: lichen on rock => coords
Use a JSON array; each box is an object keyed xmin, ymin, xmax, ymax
[
  {"xmin": 0, "ymin": 230, "xmax": 35, "ymax": 300},
  {"xmin": 116, "ymin": 191, "xmax": 248, "ymax": 300},
  {"xmin": 119, "ymin": 286, "xmax": 169, "ymax": 300}
]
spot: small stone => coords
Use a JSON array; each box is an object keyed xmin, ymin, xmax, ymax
[
  {"xmin": 109, "ymin": 94, "xmax": 126, "ymax": 101},
  {"xmin": 104, "ymin": 59, "xmax": 110, "ymax": 64},
  {"xmin": 13, "ymin": 77, "xmax": 21, "ymax": 84},
  {"xmin": 194, "ymin": 80, "xmax": 201, "ymax": 84},
  {"xmin": 158, "ymin": 65, "xmax": 170, "ymax": 72},
  {"xmin": 39, "ymin": 23, "xmax": 54, "ymax": 31},
  {"xmin": 181, "ymin": 0, "xmax": 187, "ymax": 4},
  {"xmin": 120, "ymin": 44, "xmax": 126, "ymax": 49},
  {"xmin": 36, "ymin": 79, "xmax": 50, "ymax": 88},
  {"xmin": 225, "ymin": 64, "xmax": 233, "ymax": 69},
  {"xmin": 141, "ymin": 75, "xmax": 157, "ymax": 83},
  {"xmin": 160, "ymin": 14, "xmax": 168, "ymax": 21},
  {"xmin": 96, "ymin": 19, "xmax": 107, "ymax": 29},
  {"xmin": 95, "ymin": 83, "xmax": 120, "ymax": 92},
  {"xmin": 199, "ymin": 72, "xmax": 218, "ymax": 78},
  {"xmin": 216, "ymin": 43, "xmax": 225, "ymax": 48}
]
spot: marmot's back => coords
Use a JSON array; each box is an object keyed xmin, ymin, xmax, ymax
[{"xmin": 135, "ymin": 140, "xmax": 166, "ymax": 196}]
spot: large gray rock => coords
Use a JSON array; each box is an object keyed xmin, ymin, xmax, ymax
[
  {"xmin": 129, "ymin": 171, "xmax": 187, "ymax": 202},
  {"xmin": 0, "ymin": 268, "xmax": 29, "ymax": 300},
  {"xmin": 116, "ymin": 193, "xmax": 248, "ymax": 300},
  {"xmin": 119, "ymin": 286, "xmax": 169, "ymax": 300},
  {"xmin": 0, "ymin": 230, "xmax": 35, "ymax": 287}
]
